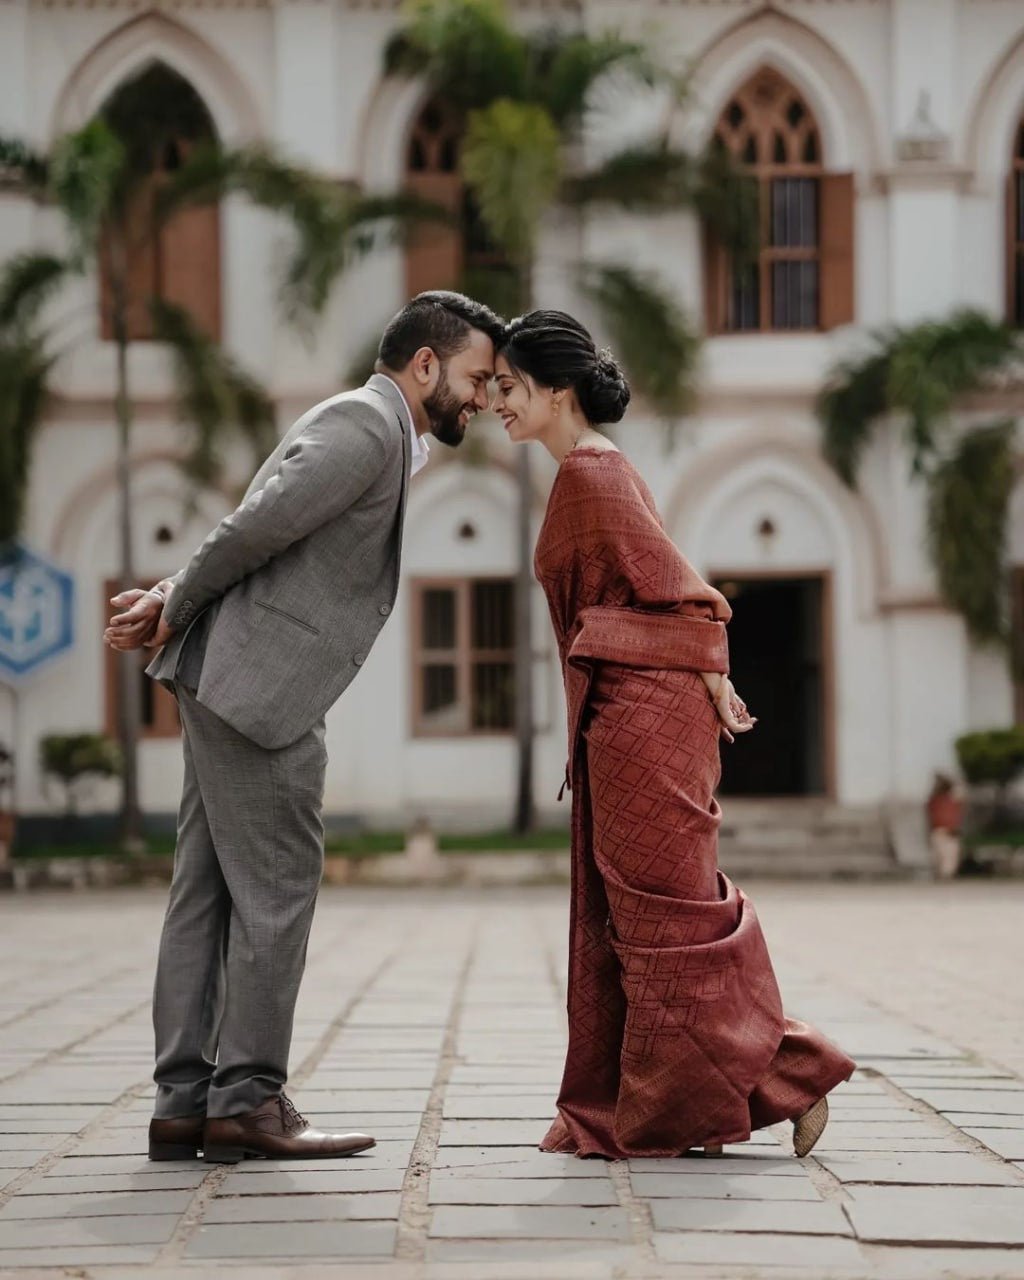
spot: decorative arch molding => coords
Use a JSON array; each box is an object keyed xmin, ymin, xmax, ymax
[
  {"xmin": 664, "ymin": 436, "xmax": 886, "ymax": 619},
  {"xmin": 356, "ymin": 75, "xmax": 434, "ymax": 191},
  {"xmin": 963, "ymin": 25, "xmax": 1024, "ymax": 175},
  {"xmin": 685, "ymin": 8, "xmax": 883, "ymax": 173},
  {"xmin": 51, "ymin": 452, "xmax": 233, "ymax": 568},
  {"xmin": 49, "ymin": 12, "xmax": 263, "ymax": 145}
]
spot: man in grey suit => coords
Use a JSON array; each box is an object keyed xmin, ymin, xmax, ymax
[{"xmin": 104, "ymin": 291, "xmax": 503, "ymax": 1163}]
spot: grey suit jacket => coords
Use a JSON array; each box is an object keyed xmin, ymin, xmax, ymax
[{"xmin": 147, "ymin": 374, "xmax": 413, "ymax": 749}]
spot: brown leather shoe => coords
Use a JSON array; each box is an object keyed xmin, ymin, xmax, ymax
[
  {"xmin": 149, "ymin": 1114, "xmax": 205, "ymax": 1161},
  {"xmin": 202, "ymin": 1094, "xmax": 375, "ymax": 1164}
]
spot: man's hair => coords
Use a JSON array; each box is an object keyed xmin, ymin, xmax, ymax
[{"xmin": 377, "ymin": 291, "xmax": 505, "ymax": 371}]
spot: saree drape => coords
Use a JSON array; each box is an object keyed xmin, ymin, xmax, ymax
[{"xmin": 535, "ymin": 448, "xmax": 854, "ymax": 1159}]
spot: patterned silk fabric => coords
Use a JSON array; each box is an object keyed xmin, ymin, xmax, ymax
[{"xmin": 535, "ymin": 448, "xmax": 855, "ymax": 1159}]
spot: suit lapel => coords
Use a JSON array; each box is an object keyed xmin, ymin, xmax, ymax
[{"xmin": 365, "ymin": 374, "xmax": 415, "ymax": 577}]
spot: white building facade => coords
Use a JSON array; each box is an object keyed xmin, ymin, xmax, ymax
[{"xmin": 0, "ymin": 0, "xmax": 1022, "ymax": 832}]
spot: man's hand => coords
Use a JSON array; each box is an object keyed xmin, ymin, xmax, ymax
[
  {"xmin": 103, "ymin": 581, "xmax": 175, "ymax": 652},
  {"xmin": 701, "ymin": 672, "xmax": 757, "ymax": 744}
]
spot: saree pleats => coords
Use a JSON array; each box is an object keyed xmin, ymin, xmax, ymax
[{"xmin": 541, "ymin": 665, "xmax": 855, "ymax": 1160}]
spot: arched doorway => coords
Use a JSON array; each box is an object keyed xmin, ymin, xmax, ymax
[{"xmin": 98, "ymin": 62, "xmax": 221, "ymax": 341}]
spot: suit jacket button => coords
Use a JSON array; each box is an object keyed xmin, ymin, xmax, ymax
[
  {"xmin": 353, "ymin": 652, "xmax": 366, "ymax": 666},
  {"xmin": 378, "ymin": 604, "xmax": 391, "ymax": 616}
]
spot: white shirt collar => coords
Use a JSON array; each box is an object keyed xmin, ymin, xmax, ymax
[{"xmin": 380, "ymin": 375, "xmax": 430, "ymax": 477}]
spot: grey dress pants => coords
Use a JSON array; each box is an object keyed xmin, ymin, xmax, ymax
[{"xmin": 152, "ymin": 682, "xmax": 327, "ymax": 1119}]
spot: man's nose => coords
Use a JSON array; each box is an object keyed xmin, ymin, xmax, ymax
[{"xmin": 475, "ymin": 384, "xmax": 491, "ymax": 410}]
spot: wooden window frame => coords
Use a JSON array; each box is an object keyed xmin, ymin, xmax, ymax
[
  {"xmin": 1008, "ymin": 120, "xmax": 1024, "ymax": 327},
  {"xmin": 103, "ymin": 579, "xmax": 181, "ymax": 741},
  {"xmin": 410, "ymin": 577, "xmax": 516, "ymax": 739},
  {"xmin": 1013, "ymin": 567, "xmax": 1024, "ymax": 725},
  {"xmin": 100, "ymin": 137, "xmax": 221, "ymax": 343},
  {"xmin": 705, "ymin": 68, "xmax": 854, "ymax": 335}
]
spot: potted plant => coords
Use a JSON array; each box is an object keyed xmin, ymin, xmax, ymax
[
  {"xmin": 955, "ymin": 727, "xmax": 1024, "ymax": 850},
  {"xmin": 40, "ymin": 734, "xmax": 122, "ymax": 819},
  {"xmin": 0, "ymin": 742, "xmax": 14, "ymax": 865}
]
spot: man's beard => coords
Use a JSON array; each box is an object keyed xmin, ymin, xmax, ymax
[{"xmin": 424, "ymin": 364, "xmax": 471, "ymax": 447}]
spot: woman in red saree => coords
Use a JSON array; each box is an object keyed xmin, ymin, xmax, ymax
[{"xmin": 493, "ymin": 311, "xmax": 854, "ymax": 1161}]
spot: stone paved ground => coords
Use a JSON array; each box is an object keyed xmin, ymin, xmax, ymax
[{"xmin": 1, "ymin": 881, "xmax": 1023, "ymax": 1280}]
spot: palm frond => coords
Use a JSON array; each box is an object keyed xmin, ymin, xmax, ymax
[
  {"xmin": 385, "ymin": 0, "xmax": 528, "ymax": 111},
  {"xmin": 579, "ymin": 262, "xmax": 699, "ymax": 429},
  {"xmin": 0, "ymin": 254, "xmax": 70, "ymax": 334},
  {"xmin": 818, "ymin": 309, "xmax": 1021, "ymax": 484},
  {"xmin": 927, "ymin": 419, "xmax": 1017, "ymax": 645},
  {"xmin": 150, "ymin": 298, "xmax": 276, "ymax": 486},
  {"xmin": 565, "ymin": 144, "xmax": 699, "ymax": 211},
  {"xmin": 0, "ymin": 137, "xmax": 50, "ymax": 196},
  {"xmin": 887, "ymin": 310, "xmax": 1020, "ymax": 470},
  {"xmin": 528, "ymin": 30, "xmax": 658, "ymax": 126},
  {"xmin": 691, "ymin": 142, "xmax": 761, "ymax": 265},
  {"xmin": 48, "ymin": 121, "xmax": 126, "ymax": 264},
  {"xmin": 0, "ymin": 332, "xmax": 53, "ymax": 544},
  {"xmin": 816, "ymin": 348, "xmax": 891, "ymax": 485},
  {"xmin": 461, "ymin": 100, "xmax": 560, "ymax": 259}
]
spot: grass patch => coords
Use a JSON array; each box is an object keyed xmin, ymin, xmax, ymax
[
  {"xmin": 964, "ymin": 827, "xmax": 1024, "ymax": 850},
  {"xmin": 324, "ymin": 831, "xmax": 405, "ymax": 858},
  {"xmin": 13, "ymin": 837, "xmax": 177, "ymax": 860},
  {"xmin": 438, "ymin": 829, "xmax": 569, "ymax": 853}
]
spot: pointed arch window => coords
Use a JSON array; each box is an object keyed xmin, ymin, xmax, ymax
[
  {"xmin": 404, "ymin": 96, "xmax": 511, "ymax": 301},
  {"xmin": 99, "ymin": 64, "xmax": 221, "ymax": 342},
  {"xmin": 705, "ymin": 68, "xmax": 855, "ymax": 334},
  {"xmin": 1008, "ymin": 119, "xmax": 1024, "ymax": 326}
]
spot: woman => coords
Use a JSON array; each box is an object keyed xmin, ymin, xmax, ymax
[{"xmin": 492, "ymin": 311, "xmax": 854, "ymax": 1161}]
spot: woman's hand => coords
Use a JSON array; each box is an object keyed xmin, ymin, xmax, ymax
[{"xmin": 701, "ymin": 673, "xmax": 757, "ymax": 744}]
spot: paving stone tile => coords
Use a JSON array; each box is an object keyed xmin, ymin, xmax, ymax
[
  {"xmin": 202, "ymin": 1192, "xmax": 400, "ymax": 1222},
  {"xmin": 443, "ymin": 1097, "xmax": 556, "ymax": 1119},
  {"xmin": 653, "ymin": 1229, "xmax": 870, "ymax": 1269},
  {"xmin": 428, "ymin": 1177, "xmax": 618, "ymax": 1206},
  {"xmin": 905, "ymin": 1089, "xmax": 1024, "ymax": 1115},
  {"xmin": 627, "ymin": 1154, "xmax": 804, "ymax": 1177},
  {"xmin": 0, "ymin": 1245, "xmax": 161, "ymax": 1266},
  {"xmin": 21, "ymin": 1170, "xmax": 207, "ymax": 1195},
  {"xmin": 649, "ymin": 1197, "xmax": 852, "ymax": 1235},
  {"xmin": 431, "ymin": 1149, "xmax": 608, "ymax": 1178},
  {"xmin": 44, "ymin": 1155, "xmax": 198, "ymax": 1177},
  {"xmin": 0, "ymin": 1189, "xmax": 192, "ymax": 1220},
  {"xmin": 845, "ymin": 1185, "xmax": 1024, "ymax": 1245},
  {"xmin": 943, "ymin": 1112, "xmax": 1024, "ymax": 1129},
  {"xmin": 962, "ymin": 1128, "xmax": 1024, "ymax": 1159},
  {"xmin": 219, "ymin": 1168, "xmax": 406, "ymax": 1195},
  {"xmin": 429, "ymin": 1206, "xmax": 631, "ymax": 1240},
  {"xmin": 423, "ymin": 1239, "xmax": 636, "ymax": 1268},
  {"xmin": 631, "ymin": 1171, "xmax": 821, "ymax": 1201},
  {"xmin": 186, "ymin": 1220, "xmax": 397, "ymax": 1258},
  {"xmin": 438, "ymin": 1120, "xmax": 545, "ymax": 1146},
  {"xmin": 817, "ymin": 1152, "xmax": 1019, "ymax": 1185},
  {"xmin": 865, "ymin": 1244, "xmax": 1024, "ymax": 1279},
  {"xmin": 0, "ymin": 1214, "xmax": 177, "ymax": 1248}
]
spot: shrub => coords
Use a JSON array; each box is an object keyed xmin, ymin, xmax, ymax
[
  {"xmin": 40, "ymin": 734, "xmax": 121, "ymax": 815},
  {"xmin": 955, "ymin": 728, "xmax": 1024, "ymax": 788}
]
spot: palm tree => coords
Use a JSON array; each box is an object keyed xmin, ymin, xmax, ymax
[
  {"xmin": 817, "ymin": 309, "xmax": 1023, "ymax": 646},
  {"xmin": 0, "ymin": 63, "xmax": 432, "ymax": 849},
  {"xmin": 386, "ymin": 0, "xmax": 756, "ymax": 832}
]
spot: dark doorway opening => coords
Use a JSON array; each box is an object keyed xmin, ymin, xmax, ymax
[{"xmin": 712, "ymin": 574, "xmax": 830, "ymax": 796}]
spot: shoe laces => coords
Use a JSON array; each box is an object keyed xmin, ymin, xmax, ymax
[{"xmin": 280, "ymin": 1094, "xmax": 307, "ymax": 1134}]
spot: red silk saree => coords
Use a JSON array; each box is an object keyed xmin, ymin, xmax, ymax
[{"xmin": 536, "ymin": 448, "xmax": 854, "ymax": 1159}]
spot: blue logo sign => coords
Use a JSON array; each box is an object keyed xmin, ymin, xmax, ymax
[{"xmin": 0, "ymin": 544, "xmax": 75, "ymax": 682}]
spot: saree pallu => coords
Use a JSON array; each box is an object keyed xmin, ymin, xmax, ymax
[{"xmin": 541, "ymin": 612, "xmax": 855, "ymax": 1159}]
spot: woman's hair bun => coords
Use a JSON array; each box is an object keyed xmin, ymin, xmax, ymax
[{"xmin": 577, "ymin": 348, "xmax": 631, "ymax": 425}]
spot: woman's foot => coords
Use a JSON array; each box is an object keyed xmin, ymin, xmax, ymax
[{"xmin": 793, "ymin": 1096, "xmax": 829, "ymax": 1157}]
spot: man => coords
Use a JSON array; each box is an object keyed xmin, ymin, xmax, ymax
[{"xmin": 105, "ymin": 291, "xmax": 503, "ymax": 1164}]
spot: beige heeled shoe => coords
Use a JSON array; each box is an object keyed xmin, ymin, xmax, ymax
[
  {"xmin": 793, "ymin": 1096, "xmax": 829, "ymax": 1158},
  {"xmin": 702, "ymin": 1143, "xmax": 723, "ymax": 1157}
]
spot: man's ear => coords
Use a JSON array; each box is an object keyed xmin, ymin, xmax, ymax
[{"xmin": 410, "ymin": 346, "xmax": 437, "ymax": 387}]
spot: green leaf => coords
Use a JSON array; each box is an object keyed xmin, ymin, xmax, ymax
[
  {"xmin": 816, "ymin": 349, "xmax": 891, "ymax": 485},
  {"xmin": 386, "ymin": 0, "xmax": 528, "ymax": 111},
  {"xmin": 579, "ymin": 262, "xmax": 700, "ymax": 428},
  {"xmin": 48, "ymin": 121, "xmax": 126, "ymax": 265},
  {"xmin": 461, "ymin": 99, "xmax": 560, "ymax": 259},
  {"xmin": 529, "ymin": 30, "xmax": 657, "ymax": 126},
  {"xmin": 0, "ymin": 254, "xmax": 70, "ymax": 333},
  {"xmin": 149, "ymin": 298, "xmax": 277, "ymax": 487},
  {"xmin": 0, "ymin": 136, "xmax": 49, "ymax": 196},
  {"xmin": 927, "ymin": 419, "xmax": 1017, "ymax": 646},
  {"xmin": 0, "ymin": 331, "xmax": 53, "ymax": 544}
]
